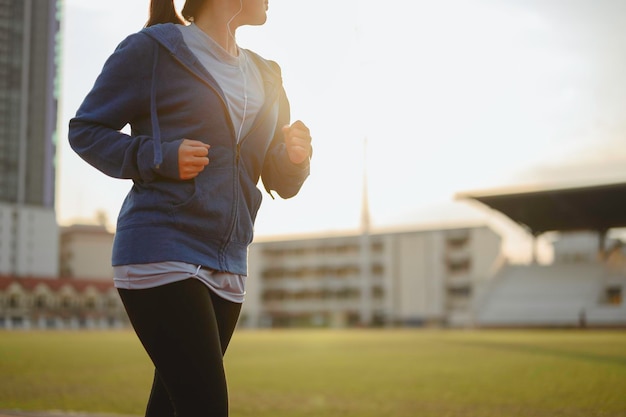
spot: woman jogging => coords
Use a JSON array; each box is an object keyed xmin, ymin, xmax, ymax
[{"xmin": 68, "ymin": 0, "xmax": 312, "ymax": 415}]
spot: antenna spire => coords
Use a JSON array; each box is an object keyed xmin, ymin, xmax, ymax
[{"xmin": 360, "ymin": 137, "xmax": 371, "ymax": 234}]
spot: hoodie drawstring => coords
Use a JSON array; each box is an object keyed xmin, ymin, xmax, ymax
[{"xmin": 151, "ymin": 43, "xmax": 163, "ymax": 169}]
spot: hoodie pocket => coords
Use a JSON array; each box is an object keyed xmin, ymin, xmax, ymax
[
  {"xmin": 116, "ymin": 179, "xmax": 196, "ymax": 230},
  {"xmin": 170, "ymin": 167, "xmax": 233, "ymax": 238}
]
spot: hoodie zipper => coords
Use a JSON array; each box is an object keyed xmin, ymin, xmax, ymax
[
  {"xmin": 167, "ymin": 51, "xmax": 241, "ymax": 268},
  {"xmin": 168, "ymin": 47, "xmax": 280, "ymax": 270}
]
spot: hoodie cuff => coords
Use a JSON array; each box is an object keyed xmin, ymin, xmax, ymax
[
  {"xmin": 281, "ymin": 149, "xmax": 310, "ymax": 175},
  {"xmin": 154, "ymin": 139, "xmax": 184, "ymax": 180},
  {"xmin": 280, "ymin": 150, "xmax": 311, "ymax": 188}
]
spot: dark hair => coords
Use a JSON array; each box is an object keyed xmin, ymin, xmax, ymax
[{"xmin": 146, "ymin": 0, "xmax": 185, "ymax": 27}]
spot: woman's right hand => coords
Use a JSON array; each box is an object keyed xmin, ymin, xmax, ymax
[{"xmin": 178, "ymin": 139, "xmax": 210, "ymax": 180}]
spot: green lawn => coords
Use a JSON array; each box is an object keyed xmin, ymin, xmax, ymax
[{"xmin": 1, "ymin": 329, "xmax": 625, "ymax": 417}]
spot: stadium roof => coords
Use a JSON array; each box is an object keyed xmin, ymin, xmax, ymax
[{"xmin": 456, "ymin": 180, "xmax": 626, "ymax": 236}]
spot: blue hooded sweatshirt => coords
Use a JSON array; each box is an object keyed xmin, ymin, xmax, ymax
[{"xmin": 68, "ymin": 24, "xmax": 310, "ymax": 275}]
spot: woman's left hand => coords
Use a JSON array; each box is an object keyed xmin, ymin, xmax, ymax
[{"xmin": 282, "ymin": 120, "xmax": 312, "ymax": 164}]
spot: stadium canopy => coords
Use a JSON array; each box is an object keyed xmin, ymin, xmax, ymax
[{"xmin": 456, "ymin": 181, "xmax": 626, "ymax": 237}]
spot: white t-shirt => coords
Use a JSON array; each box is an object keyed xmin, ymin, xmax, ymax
[
  {"xmin": 114, "ymin": 262, "xmax": 246, "ymax": 303},
  {"xmin": 179, "ymin": 22, "xmax": 265, "ymax": 143}
]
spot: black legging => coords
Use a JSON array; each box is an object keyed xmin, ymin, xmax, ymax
[{"xmin": 118, "ymin": 278, "xmax": 242, "ymax": 417}]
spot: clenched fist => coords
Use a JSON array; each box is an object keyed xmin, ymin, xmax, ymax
[
  {"xmin": 282, "ymin": 120, "xmax": 312, "ymax": 165},
  {"xmin": 178, "ymin": 139, "xmax": 210, "ymax": 180}
]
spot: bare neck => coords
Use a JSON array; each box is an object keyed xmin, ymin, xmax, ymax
[{"xmin": 193, "ymin": 6, "xmax": 241, "ymax": 56}]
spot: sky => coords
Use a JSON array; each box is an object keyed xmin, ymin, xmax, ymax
[{"xmin": 56, "ymin": 0, "xmax": 626, "ymax": 262}]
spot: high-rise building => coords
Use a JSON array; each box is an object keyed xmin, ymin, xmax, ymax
[{"xmin": 0, "ymin": 0, "xmax": 61, "ymax": 277}]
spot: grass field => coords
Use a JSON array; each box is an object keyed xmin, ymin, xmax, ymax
[{"xmin": 0, "ymin": 329, "xmax": 625, "ymax": 417}]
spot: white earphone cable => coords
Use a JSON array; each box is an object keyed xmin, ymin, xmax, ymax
[{"xmin": 227, "ymin": 0, "xmax": 247, "ymax": 143}]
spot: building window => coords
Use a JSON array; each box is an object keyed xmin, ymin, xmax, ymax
[
  {"xmin": 606, "ymin": 286, "xmax": 623, "ymax": 305},
  {"xmin": 446, "ymin": 234, "xmax": 469, "ymax": 249},
  {"xmin": 35, "ymin": 295, "xmax": 47, "ymax": 309},
  {"xmin": 447, "ymin": 259, "xmax": 471, "ymax": 273},
  {"xmin": 9, "ymin": 294, "xmax": 20, "ymax": 308},
  {"xmin": 61, "ymin": 297, "xmax": 72, "ymax": 309},
  {"xmin": 372, "ymin": 286, "xmax": 385, "ymax": 298},
  {"xmin": 371, "ymin": 263, "xmax": 384, "ymax": 275},
  {"xmin": 106, "ymin": 298, "xmax": 118, "ymax": 309},
  {"xmin": 262, "ymin": 290, "xmax": 287, "ymax": 302},
  {"xmin": 263, "ymin": 268, "xmax": 284, "ymax": 280},
  {"xmin": 85, "ymin": 298, "xmax": 97, "ymax": 310},
  {"xmin": 334, "ymin": 265, "xmax": 357, "ymax": 277},
  {"xmin": 448, "ymin": 286, "xmax": 472, "ymax": 298},
  {"xmin": 371, "ymin": 241, "xmax": 384, "ymax": 253}
]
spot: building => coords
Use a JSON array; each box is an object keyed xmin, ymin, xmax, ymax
[
  {"xmin": 0, "ymin": 275, "xmax": 127, "ymax": 329},
  {"xmin": 242, "ymin": 225, "xmax": 503, "ymax": 328},
  {"xmin": 240, "ymin": 181, "xmax": 626, "ymax": 329},
  {"xmin": 475, "ymin": 232, "xmax": 626, "ymax": 327},
  {"xmin": 0, "ymin": 0, "xmax": 61, "ymax": 277},
  {"xmin": 60, "ymin": 224, "xmax": 115, "ymax": 280},
  {"xmin": 0, "ymin": 223, "xmax": 121, "ymax": 330},
  {"xmin": 459, "ymin": 181, "xmax": 626, "ymax": 327}
]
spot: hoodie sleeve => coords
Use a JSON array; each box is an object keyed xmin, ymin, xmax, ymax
[
  {"xmin": 68, "ymin": 32, "xmax": 181, "ymax": 183},
  {"xmin": 261, "ymin": 83, "xmax": 311, "ymax": 199}
]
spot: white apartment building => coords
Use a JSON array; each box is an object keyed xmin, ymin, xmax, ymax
[{"xmin": 242, "ymin": 225, "xmax": 503, "ymax": 328}]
